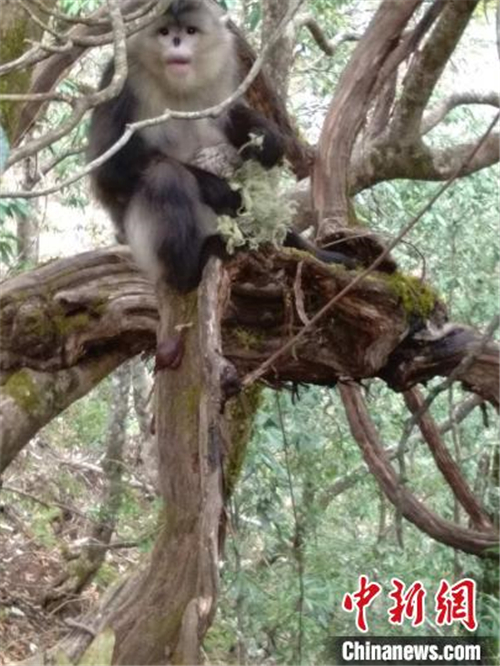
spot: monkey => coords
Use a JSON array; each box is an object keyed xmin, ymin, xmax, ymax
[{"xmin": 87, "ymin": 0, "xmax": 359, "ymax": 293}]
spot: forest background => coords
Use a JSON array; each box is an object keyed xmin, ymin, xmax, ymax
[{"xmin": 0, "ymin": 0, "xmax": 498, "ymax": 664}]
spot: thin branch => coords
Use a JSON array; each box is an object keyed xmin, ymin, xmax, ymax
[
  {"xmin": 19, "ymin": 0, "xmax": 66, "ymax": 41},
  {"xmin": 2, "ymin": 485, "xmax": 99, "ymax": 524},
  {"xmin": 0, "ymin": 0, "xmax": 160, "ymax": 77},
  {"xmin": 276, "ymin": 394, "xmax": 304, "ymax": 665},
  {"xmin": 422, "ymin": 91, "xmax": 500, "ymax": 134},
  {"xmin": 403, "ymin": 387, "xmax": 492, "ymax": 529},
  {"xmin": 39, "ymin": 146, "xmax": 85, "ymax": 179},
  {"xmin": 3, "ymin": 0, "xmax": 129, "ymax": 171},
  {"xmin": 317, "ymin": 393, "xmax": 485, "ymax": 509},
  {"xmin": 390, "ymin": 0, "xmax": 480, "ymax": 140},
  {"xmin": 297, "ymin": 16, "xmax": 360, "ymax": 56},
  {"xmin": 0, "ymin": 92, "xmax": 74, "ymax": 103},
  {"xmin": 339, "ymin": 382, "xmax": 497, "ymax": 558},
  {"xmin": 24, "ymin": 0, "xmax": 157, "ymax": 27}
]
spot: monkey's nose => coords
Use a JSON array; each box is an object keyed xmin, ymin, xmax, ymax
[{"xmin": 173, "ymin": 36, "xmax": 181, "ymax": 47}]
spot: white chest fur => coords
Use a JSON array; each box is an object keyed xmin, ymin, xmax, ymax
[{"xmin": 141, "ymin": 118, "xmax": 227, "ymax": 163}]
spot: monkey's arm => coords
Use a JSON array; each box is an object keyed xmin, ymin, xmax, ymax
[
  {"xmin": 185, "ymin": 164, "xmax": 242, "ymax": 217},
  {"xmin": 87, "ymin": 62, "xmax": 157, "ymax": 211},
  {"xmin": 224, "ymin": 103, "xmax": 285, "ymax": 168}
]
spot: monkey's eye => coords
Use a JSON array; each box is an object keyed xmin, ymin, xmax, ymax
[
  {"xmin": 186, "ymin": 26, "xmax": 198, "ymax": 35},
  {"xmin": 158, "ymin": 26, "xmax": 170, "ymax": 36}
]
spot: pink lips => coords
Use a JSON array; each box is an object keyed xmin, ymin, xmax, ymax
[{"xmin": 166, "ymin": 58, "xmax": 191, "ymax": 75}]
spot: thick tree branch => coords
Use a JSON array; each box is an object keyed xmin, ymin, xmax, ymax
[
  {"xmin": 0, "ymin": 247, "xmax": 156, "ymax": 472},
  {"xmin": 317, "ymin": 393, "xmax": 485, "ymax": 510},
  {"xmin": 351, "ymin": 131, "xmax": 499, "ymax": 192},
  {"xmin": 339, "ymin": 382, "xmax": 497, "ymax": 558},
  {"xmin": 312, "ymin": 0, "xmax": 423, "ymax": 229},
  {"xmin": 390, "ymin": 0, "xmax": 480, "ymax": 141},
  {"xmin": 381, "ymin": 324, "xmax": 499, "ymax": 408},
  {"xmin": 0, "ymin": 351, "xmax": 131, "ymax": 474},
  {"xmin": 1, "ymin": 247, "xmax": 498, "ymax": 474}
]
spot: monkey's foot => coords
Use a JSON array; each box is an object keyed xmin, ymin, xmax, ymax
[{"xmin": 155, "ymin": 335, "xmax": 185, "ymax": 371}]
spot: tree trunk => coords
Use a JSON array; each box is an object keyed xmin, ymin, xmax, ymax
[
  {"xmin": 104, "ymin": 260, "xmax": 254, "ymax": 664},
  {"xmin": 261, "ymin": 0, "xmax": 295, "ymax": 103}
]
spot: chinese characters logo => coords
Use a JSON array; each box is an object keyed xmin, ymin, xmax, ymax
[{"xmin": 342, "ymin": 576, "xmax": 477, "ymax": 633}]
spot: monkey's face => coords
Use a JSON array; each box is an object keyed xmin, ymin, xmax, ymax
[{"xmin": 129, "ymin": 4, "xmax": 234, "ymax": 95}]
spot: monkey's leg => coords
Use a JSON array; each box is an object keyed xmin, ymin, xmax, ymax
[{"xmin": 125, "ymin": 160, "xmax": 220, "ymax": 293}]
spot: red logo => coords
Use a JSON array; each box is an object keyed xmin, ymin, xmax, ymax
[
  {"xmin": 388, "ymin": 578, "xmax": 427, "ymax": 627},
  {"xmin": 435, "ymin": 578, "xmax": 477, "ymax": 631},
  {"xmin": 342, "ymin": 577, "xmax": 477, "ymax": 632},
  {"xmin": 342, "ymin": 575, "xmax": 382, "ymax": 632}
]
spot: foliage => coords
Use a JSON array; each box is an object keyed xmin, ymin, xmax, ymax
[
  {"xmin": 357, "ymin": 162, "xmax": 499, "ymax": 327},
  {"xmin": 206, "ymin": 383, "xmax": 499, "ymax": 663},
  {"xmin": 0, "ymin": 197, "xmax": 28, "ymax": 266},
  {"xmin": 0, "ymin": 1, "xmax": 498, "ymax": 664}
]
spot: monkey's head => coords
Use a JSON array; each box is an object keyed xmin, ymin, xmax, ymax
[{"xmin": 128, "ymin": 0, "xmax": 235, "ymax": 96}]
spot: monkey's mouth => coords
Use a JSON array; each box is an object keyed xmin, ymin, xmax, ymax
[{"xmin": 166, "ymin": 57, "xmax": 191, "ymax": 73}]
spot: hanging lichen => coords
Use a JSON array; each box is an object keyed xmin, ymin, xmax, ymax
[{"xmin": 217, "ymin": 160, "xmax": 297, "ymax": 254}]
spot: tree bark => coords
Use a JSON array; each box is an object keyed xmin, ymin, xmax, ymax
[
  {"xmin": 340, "ymin": 383, "xmax": 498, "ymax": 558},
  {"xmin": 313, "ymin": 0, "xmax": 422, "ymax": 232},
  {"xmin": 1, "ymin": 246, "xmax": 498, "ymax": 474},
  {"xmin": 260, "ymin": 0, "xmax": 295, "ymax": 103},
  {"xmin": 108, "ymin": 260, "xmax": 249, "ymax": 664},
  {"xmin": 0, "ymin": 247, "xmax": 156, "ymax": 472}
]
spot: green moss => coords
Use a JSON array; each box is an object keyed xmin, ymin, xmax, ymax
[
  {"xmin": 383, "ymin": 272, "xmax": 438, "ymax": 319},
  {"xmin": 224, "ymin": 385, "xmax": 262, "ymax": 497},
  {"xmin": 53, "ymin": 312, "xmax": 92, "ymax": 336},
  {"xmin": 0, "ymin": 20, "xmax": 32, "ymax": 140},
  {"xmin": 3, "ymin": 369, "xmax": 42, "ymax": 414},
  {"xmin": 79, "ymin": 629, "xmax": 115, "ymax": 666},
  {"xmin": 232, "ymin": 327, "xmax": 264, "ymax": 350}
]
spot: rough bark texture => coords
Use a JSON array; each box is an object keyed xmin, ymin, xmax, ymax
[
  {"xmin": 313, "ymin": 0, "xmax": 422, "ymax": 233},
  {"xmin": 1, "ymin": 246, "xmax": 497, "ymax": 475},
  {"xmin": 403, "ymin": 388, "xmax": 492, "ymax": 531},
  {"xmin": 0, "ymin": 247, "xmax": 156, "ymax": 472},
  {"xmin": 260, "ymin": 0, "xmax": 295, "ymax": 104},
  {"xmin": 108, "ymin": 260, "xmax": 238, "ymax": 664}
]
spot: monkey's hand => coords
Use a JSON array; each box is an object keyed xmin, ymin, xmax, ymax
[
  {"xmin": 239, "ymin": 127, "xmax": 285, "ymax": 169},
  {"xmin": 187, "ymin": 164, "xmax": 242, "ymax": 217},
  {"xmin": 226, "ymin": 104, "xmax": 286, "ymax": 169}
]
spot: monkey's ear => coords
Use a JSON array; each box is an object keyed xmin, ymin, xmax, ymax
[{"xmin": 219, "ymin": 12, "xmax": 230, "ymax": 26}]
